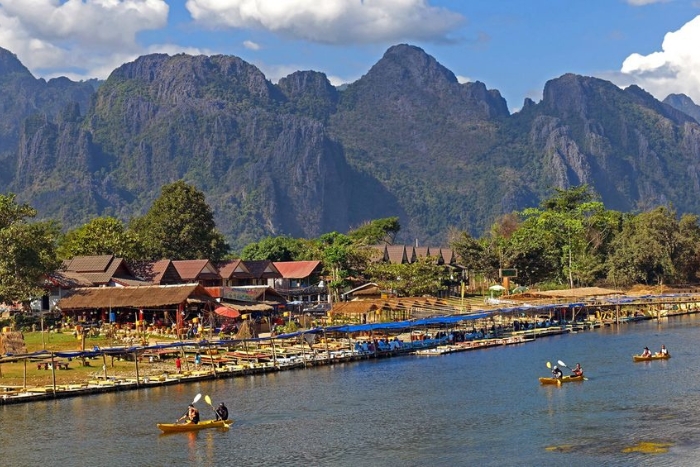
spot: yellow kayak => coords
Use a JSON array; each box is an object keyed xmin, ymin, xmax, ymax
[
  {"xmin": 539, "ymin": 375, "xmax": 585, "ymax": 385},
  {"xmin": 157, "ymin": 419, "xmax": 233, "ymax": 433},
  {"xmin": 633, "ymin": 353, "xmax": 670, "ymax": 362}
]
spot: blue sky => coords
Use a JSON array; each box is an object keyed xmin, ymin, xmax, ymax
[{"xmin": 1, "ymin": 1, "xmax": 699, "ymax": 112}]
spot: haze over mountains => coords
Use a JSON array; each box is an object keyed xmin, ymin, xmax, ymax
[{"xmin": 2, "ymin": 44, "xmax": 700, "ymax": 252}]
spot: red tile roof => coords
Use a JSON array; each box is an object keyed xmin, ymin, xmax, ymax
[
  {"xmin": 273, "ymin": 261, "xmax": 322, "ymax": 279},
  {"xmin": 439, "ymin": 248, "xmax": 456, "ymax": 264},
  {"xmin": 129, "ymin": 259, "xmax": 182, "ymax": 284},
  {"xmin": 241, "ymin": 260, "xmax": 281, "ymax": 279},
  {"xmin": 217, "ymin": 259, "xmax": 251, "ymax": 279},
  {"xmin": 385, "ymin": 245, "xmax": 408, "ymax": 264},
  {"xmin": 172, "ymin": 260, "xmax": 217, "ymax": 282},
  {"xmin": 414, "ymin": 247, "xmax": 431, "ymax": 258}
]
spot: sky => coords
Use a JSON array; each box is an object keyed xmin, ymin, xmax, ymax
[{"xmin": 0, "ymin": 0, "xmax": 699, "ymax": 112}]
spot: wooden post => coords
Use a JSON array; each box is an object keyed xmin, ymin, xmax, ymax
[
  {"xmin": 324, "ymin": 331, "xmax": 331, "ymax": 364},
  {"xmin": 102, "ymin": 353, "xmax": 108, "ymax": 380},
  {"xmin": 243, "ymin": 338, "xmax": 251, "ymax": 369},
  {"xmin": 181, "ymin": 347, "xmax": 190, "ymax": 372},
  {"xmin": 207, "ymin": 341, "xmax": 217, "ymax": 377},
  {"xmin": 134, "ymin": 351, "xmax": 140, "ymax": 387},
  {"xmin": 270, "ymin": 337, "xmax": 278, "ymax": 368},
  {"xmin": 23, "ymin": 358, "xmax": 27, "ymax": 390},
  {"xmin": 51, "ymin": 352, "xmax": 57, "ymax": 395}
]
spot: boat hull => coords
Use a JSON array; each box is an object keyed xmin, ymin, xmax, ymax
[
  {"xmin": 157, "ymin": 419, "xmax": 233, "ymax": 433},
  {"xmin": 539, "ymin": 375, "xmax": 584, "ymax": 385},
  {"xmin": 633, "ymin": 354, "xmax": 670, "ymax": 362}
]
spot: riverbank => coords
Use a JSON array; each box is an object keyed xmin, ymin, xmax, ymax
[
  {"xmin": 0, "ymin": 321, "xmax": 587, "ymax": 405},
  {"xmin": 2, "ymin": 290, "xmax": 696, "ymax": 406}
]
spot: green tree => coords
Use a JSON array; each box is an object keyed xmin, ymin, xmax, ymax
[
  {"xmin": 503, "ymin": 224, "xmax": 560, "ymax": 286},
  {"xmin": 676, "ymin": 214, "xmax": 700, "ymax": 282},
  {"xmin": 317, "ymin": 232, "xmax": 371, "ymax": 303},
  {"xmin": 129, "ymin": 181, "xmax": 229, "ymax": 261},
  {"xmin": 240, "ymin": 235, "xmax": 304, "ymax": 261},
  {"xmin": 366, "ymin": 257, "xmax": 447, "ymax": 296},
  {"xmin": 607, "ymin": 207, "xmax": 697, "ymax": 286},
  {"xmin": 481, "ymin": 213, "xmax": 521, "ymax": 284},
  {"xmin": 57, "ymin": 216, "xmax": 143, "ymax": 260},
  {"xmin": 0, "ymin": 194, "xmax": 61, "ymax": 306},
  {"xmin": 348, "ymin": 217, "xmax": 401, "ymax": 245},
  {"xmin": 506, "ymin": 185, "xmax": 619, "ymax": 287},
  {"xmin": 451, "ymin": 231, "xmax": 499, "ymax": 277}
]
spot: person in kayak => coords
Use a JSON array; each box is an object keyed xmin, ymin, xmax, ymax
[
  {"xmin": 657, "ymin": 345, "xmax": 668, "ymax": 356},
  {"xmin": 551, "ymin": 365, "xmax": 563, "ymax": 379},
  {"xmin": 571, "ymin": 363, "xmax": 583, "ymax": 377},
  {"xmin": 178, "ymin": 404, "xmax": 200, "ymax": 424},
  {"xmin": 215, "ymin": 402, "xmax": 229, "ymax": 421},
  {"xmin": 641, "ymin": 347, "xmax": 652, "ymax": 357}
]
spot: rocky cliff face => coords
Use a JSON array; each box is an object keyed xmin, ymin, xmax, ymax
[
  {"xmin": 4, "ymin": 45, "xmax": 700, "ymax": 250},
  {"xmin": 518, "ymin": 75, "xmax": 700, "ymax": 214},
  {"xmin": 664, "ymin": 93, "xmax": 700, "ymax": 124},
  {"xmin": 0, "ymin": 48, "xmax": 93, "ymax": 187}
]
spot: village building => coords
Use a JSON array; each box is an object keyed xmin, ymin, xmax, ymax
[
  {"xmin": 41, "ymin": 255, "xmax": 145, "ymax": 312},
  {"xmin": 172, "ymin": 260, "xmax": 221, "ymax": 287},
  {"xmin": 56, "ymin": 283, "xmax": 218, "ymax": 334},
  {"xmin": 272, "ymin": 260, "xmax": 326, "ymax": 305},
  {"xmin": 129, "ymin": 259, "xmax": 182, "ymax": 285}
]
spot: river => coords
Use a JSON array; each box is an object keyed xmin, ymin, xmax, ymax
[{"xmin": 2, "ymin": 315, "xmax": 700, "ymax": 466}]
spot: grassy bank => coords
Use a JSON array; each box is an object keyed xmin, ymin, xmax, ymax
[{"xmin": 0, "ymin": 331, "xmax": 180, "ymax": 387}]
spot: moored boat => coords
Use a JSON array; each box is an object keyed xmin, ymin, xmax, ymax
[
  {"xmin": 632, "ymin": 353, "xmax": 670, "ymax": 362},
  {"xmin": 538, "ymin": 375, "xmax": 585, "ymax": 385},
  {"xmin": 157, "ymin": 419, "xmax": 233, "ymax": 433}
]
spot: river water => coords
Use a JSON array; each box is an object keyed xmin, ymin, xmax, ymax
[{"xmin": 2, "ymin": 315, "xmax": 700, "ymax": 466}]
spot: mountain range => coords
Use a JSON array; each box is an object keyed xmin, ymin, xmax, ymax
[{"xmin": 2, "ymin": 44, "xmax": 700, "ymax": 252}]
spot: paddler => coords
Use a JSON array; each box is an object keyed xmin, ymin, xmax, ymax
[
  {"xmin": 551, "ymin": 365, "xmax": 563, "ymax": 380},
  {"xmin": 571, "ymin": 363, "xmax": 583, "ymax": 377},
  {"xmin": 215, "ymin": 402, "xmax": 229, "ymax": 421},
  {"xmin": 178, "ymin": 404, "xmax": 200, "ymax": 424}
]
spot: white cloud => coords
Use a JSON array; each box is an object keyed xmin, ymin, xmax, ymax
[
  {"xmin": 0, "ymin": 0, "xmax": 169, "ymax": 79},
  {"xmin": 326, "ymin": 74, "xmax": 355, "ymax": 87},
  {"xmin": 243, "ymin": 40, "xmax": 261, "ymax": 50},
  {"xmin": 185, "ymin": 0, "xmax": 463, "ymax": 44},
  {"xmin": 456, "ymin": 75, "xmax": 471, "ymax": 84},
  {"xmin": 620, "ymin": 15, "xmax": 700, "ymax": 104}
]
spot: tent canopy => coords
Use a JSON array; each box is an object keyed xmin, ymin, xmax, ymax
[{"xmin": 215, "ymin": 306, "xmax": 241, "ymax": 319}]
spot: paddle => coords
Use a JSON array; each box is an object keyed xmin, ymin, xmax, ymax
[
  {"xmin": 557, "ymin": 360, "xmax": 588, "ymax": 380},
  {"xmin": 205, "ymin": 394, "xmax": 230, "ymax": 428},
  {"xmin": 177, "ymin": 393, "xmax": 202, "ymax": 423}
]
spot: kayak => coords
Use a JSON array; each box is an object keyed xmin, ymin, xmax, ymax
[
  {"xmin": 157, "ymin": 419, "xmax": 233, "ymax": 433},
  {"xmin": 539, "ymin": 375, "xmax": 585, "ymax": 385},
  {"xmin": 633, "ymin": 353, "xmax": 671, "ymax": 362}
]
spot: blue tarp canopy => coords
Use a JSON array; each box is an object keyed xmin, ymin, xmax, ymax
[{"xmin": 324, "ymin": 312, "xmax": 493, "ymax": 334}]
